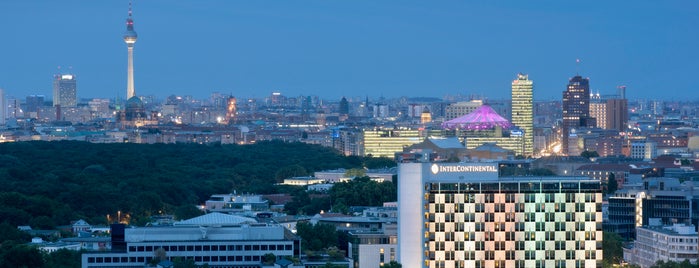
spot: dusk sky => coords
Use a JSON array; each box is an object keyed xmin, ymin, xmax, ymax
[{"xmin": 1, "ymin": 1, "xmax": 697, "ymax": 101}]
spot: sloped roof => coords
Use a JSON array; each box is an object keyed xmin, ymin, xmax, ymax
[
  {"xmin": 472, "ymin": 142, "xmax": 512, "ymax": 153},
  {"xmin": 174, "ymin": 212, "xmax": 257, "ymax": 226},
  {"xmin": 427, "ymin": 137, "xmax": 464, "ymax": 149},
  {"xmin": 442, "ymin": 105, "xmax": 512, "ymax": 130}
]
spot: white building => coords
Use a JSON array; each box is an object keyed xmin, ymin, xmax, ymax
[
  {"xmin": 398, "ymin": 162, "xmax": 603, "ymax": 268},
  {"xmin": 81, "ymin": 213, "xmax": 299, "ymax": 268},
  {"xmin": 348, "ymin": 223, "xmax": 397, "ymax": 268},
  {"xmin": 624, "ymin": 222, "xmax": 699, "ymax": 268},
  {"xmin": 204, "ymin": 193, "xmax": 269, "ymax": 213},
  {"xmin": 631, "ymin": 141, "xmax": 657, "ymax": 161}
]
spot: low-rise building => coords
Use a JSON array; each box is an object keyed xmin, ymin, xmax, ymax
[
  {"xmin": 81, "ymin": 213, "xmax": 300, "ymax": 268},
  {"xmin": 624, "ymin": 222, "xmax": 699, "ymax": 268}
]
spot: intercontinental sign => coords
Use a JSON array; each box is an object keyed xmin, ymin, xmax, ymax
[{"xmin": 431, "ymin": 164, "xmax": 498, "ymax": 174}]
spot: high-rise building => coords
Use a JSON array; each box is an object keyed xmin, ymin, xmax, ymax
[
  {"xmin": 53, "ymin": 74, "xmax": 77, "ymax": 107},
  {"xmin": 398, "ymin": 162, "xmax": 603, "ymax": 268},
  {"xmin": 606, "ymin": 98, "xmax": 628, "ymax": 132},
  {"xmin": 123, "ymin": 2, "xmax": 138, "ymax": 99},
  {"xmin": 589, "ymin": 93, "xmax": 606, "ymax": 129},
  {"xmin": 511, "ymin": 73, "xmax": 534, "ymax": 156},
  {"xmin": 562, "ymin": 76, "xmax": 591, "ymax": 156}
]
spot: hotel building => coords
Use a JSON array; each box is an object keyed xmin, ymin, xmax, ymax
[{"xmin": 398, "ymin": 162, "xmax": 603, "ymax": 268}]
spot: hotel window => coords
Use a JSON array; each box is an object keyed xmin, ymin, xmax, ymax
[
  {"xmin": 516, "ymin": 241, "xmax": 525, "ymax": 250},
  {"xmin": 476, "ymin": 241, "xmax": 485, "ymax": 251},
  {"xmin": 536, "ymin": 222, "xmax": 544, "ymax": 231},
  {"xmin": 536, "ymin": 241, "xmax": 545, "ymax": 250},
  {"xmin": 495, "ymin": 204, "xmax": 505, "ymax": 212},
  {"xmin": 506, "ymin": 231, "xmax": 515, "ymax": 241},
  {"xmin": 525, "ymin": 250, "xmax": 535, "ymax": 260},
  {"xmin": 485, "ymin": 232, "xmax": 495, "ymax": 241},
  {"xmin": 475, "ymin": 222, "xmax": 484, "ymax": 232}
]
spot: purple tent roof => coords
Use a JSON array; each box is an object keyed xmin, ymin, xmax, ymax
[{"xmin": 441, "ymin": 104, "xmax": 512, "ymax": 130}]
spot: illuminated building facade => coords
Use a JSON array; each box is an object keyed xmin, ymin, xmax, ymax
[
  {"xmin": 562, "ymin": 76, "xmax": 591, "ymax": 155},
  {"xmin": 53, "ymin": 74, "xmax": 77, "ymax": 107},
  {"xmin": 511, "ymin": 73, "xmax": 533, "ymax": 156},
  {"xmin": 589, "ymin": 94, "xmax": 606, "ymax": 129},
  {"xmin": 445, "ymin": 100, "xmax": 483, "ymax": 120},
  {"xmin": 398, "ymin": 162, "xmax": 603, "ymax": 268},
  {"xmin": 226, "ymin": 96, "xmax": 237, "ymax": 123},
  {"xmin": 362, "ymin": 128, "xmax": 441, "ymax": 158}
]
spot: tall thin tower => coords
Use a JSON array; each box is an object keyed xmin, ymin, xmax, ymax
[
  {"xmin": 511, "ymin": 73, "xmax": 533, "ymax": 157},
  {"xmin": 123, "ymin": 2, "xmax": 138, "ymax": 100}
]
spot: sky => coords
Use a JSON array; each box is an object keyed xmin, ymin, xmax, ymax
[{"xmin": 1, "ymin": 0, "xmax": 698, "ymax": 101}]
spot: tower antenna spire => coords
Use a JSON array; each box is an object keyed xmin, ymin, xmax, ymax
[
  {"xmin": 575, "ymin": 58, "xmax": 581, "ymax": 75},
  {"xmin": 128, "ymin": 0, "xmax": 133, "ymax": 17}
]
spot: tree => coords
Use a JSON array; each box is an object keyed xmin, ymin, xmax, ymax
[
  {"xmin": 43, "ymin": 248, "xmax": 82, "ymax": 268},
  {"xmin": 344, "ymin": 168, "xmax": 366, "ymax": 179},
  {"xmin": 580, "ymin": 150, "xmax": 599, "ymax": 159},
  {"xmin": 275, "ymin": 164, "xmax": 308, "ymax": 182},
  {"xmin": 174, "ymin": 204, "xmax": 204, "ymax": 220},
  {"xmin": 296, "ymin": 221, "xmax": 338, "ymax": 251},
  {"xmin": 262, "ymin": 253, "xmax": 276, "ymax": 265},
  {"xmin": 382, "ymin": 261, "xmax": 402, "ymax": 268},
  {"xmin": 603, "ymin": 232, "xmax": 623, "ymax": 266}
]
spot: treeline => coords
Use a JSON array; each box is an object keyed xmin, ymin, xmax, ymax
[{"xmin": 0, "ymin": 140, "xmax": 394, "ymax": 228}]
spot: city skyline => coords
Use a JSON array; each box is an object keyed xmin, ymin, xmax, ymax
[{"xmin": 1, "ymin": 1, "xmax": 698, "ymax": 101}]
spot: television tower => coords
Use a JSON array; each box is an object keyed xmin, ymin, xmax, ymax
[{"xmin": 123, "ymin": 1, "xmax": 138, "ymax": 99}]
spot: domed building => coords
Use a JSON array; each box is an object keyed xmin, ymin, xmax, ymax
[
  {"xmin": 441, "ymin": 104, "xmax": 525, "ymax": 157},
  {"xmin": 125, "ymin": 96, "xmax": 147, "ymax": 121},
  {"xmin": 117, "ymin": 96, "xmax": 157, "ymax": 127}
]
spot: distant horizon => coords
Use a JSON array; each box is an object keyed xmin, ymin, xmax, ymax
[{"xmin": 2, "ymin": 1, "xmax": 698, "ymax": 101}]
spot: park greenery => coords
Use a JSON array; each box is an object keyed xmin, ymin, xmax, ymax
[{"xmin": 0, "ymin": 140, "xmax": 396, "ymax": 229}]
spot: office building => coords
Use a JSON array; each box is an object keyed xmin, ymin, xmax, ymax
[
  {"xmin": 624, "ymin": 222, "xmax": 698, "ymax": 268},
  {"xmin": 606, "ymin": 98, "xmax": 628, "ymax": 132},
  {"xmin": 445, "ymin": 100, "xmax": 483, "ymax": 120},
  {"xmin": 398, "ymin": 162, "xmax": 603, "ymax": 268},
  {"xmin": 562, "ymin": 75, "xmax": 591, "ymax": 156},
  {"xmin": 53, "ymin": 74, "xmax": 77, "ymax": 108},
  {"xmin": 362, "ymin": 128, "xmax": 441, "ymax": 158},
  {"xmin": 81, "ymin": 213, "xmax": 299, "ymax": 268},
  {"xmin": 606, "ymin": 178, "xmax": 694, "ymax": 239},
  {"xmin": 511, "ymin": 73, "xmax": 534, "ymax": 157},
  {"xmin": 589, "ymin": 93, "xmax": 606, "ymax": 129},
  {"xmin": 348, "ymin": 224, "xmax": 398, "ymax": 268}
]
